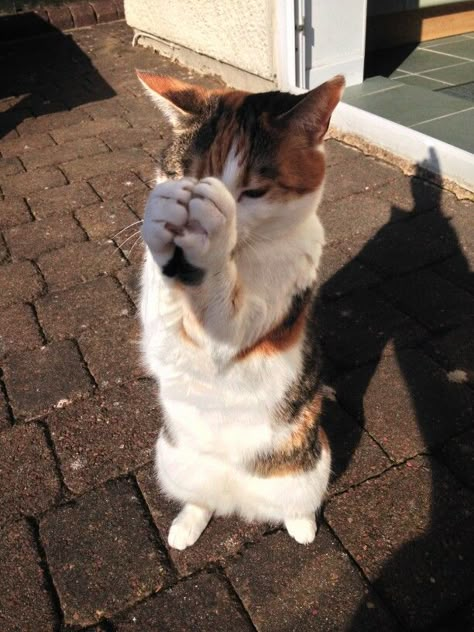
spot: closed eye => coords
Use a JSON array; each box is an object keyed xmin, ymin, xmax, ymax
[{"xmin": 241, "ymin": 188, "xmax": 269, "ymax": 200}]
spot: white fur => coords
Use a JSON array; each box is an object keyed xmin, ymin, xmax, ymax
[{"xmin": 140, "ymin": 149, "xmax": 329, "ymax": 549}]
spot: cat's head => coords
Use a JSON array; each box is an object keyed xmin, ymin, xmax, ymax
[{"xmin": 137, "ymin": 71, "xmax": 344, "ymax": 239}]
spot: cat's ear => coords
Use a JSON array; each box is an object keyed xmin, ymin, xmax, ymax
[
  {"xmin": 276, "ymin": 75, "xmax": 345, "ymax": 144},
  {"xmin": 136, "ymin": 71, "xmax": 209, "ymax": 128}
]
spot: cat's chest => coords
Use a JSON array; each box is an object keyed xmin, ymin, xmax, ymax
[
  {"xmin": 154, "ymin": 324, "xmax": 299, "ymax": 399},
  {"xmin": 165, "ymin": 395, "xmax": 281, "ymax": 461}
]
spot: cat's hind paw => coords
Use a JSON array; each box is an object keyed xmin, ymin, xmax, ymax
[
  {"xmin": 168, "ymin": 503, "xmax": 212, "ymax": 551},
  {"xmin": 284, "ymin": 515, "xmax": 317, "ymax": 545}
]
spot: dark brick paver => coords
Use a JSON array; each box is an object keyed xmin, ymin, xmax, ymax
[
  {"xmin": 0, "ymin": 423, "xmax": 61, "ymax": 524},
  {"xmin": 0, "ymin": 195, "xmax": 31, "ymax": 229},
  {"xmin": 40, "ymin": 479, "xmax": 168, "ymax": 627},
  {"xmin": 114, "ymin": 572, "xmax": 255, "ymax": 631},
  {"xmin": 324, "ymin": 157, "xmax": 400, "ymax": 202},
  {"xmin": 326, "ymin": 457, "xmax": 474, "ymax": 629},
  {"xmin": 1, "ymin": 165, "xmax": 67, "ymax": 196},
  {"xmin": 27, "ymin": 181, "xmax": 101, "ymax": 218},
  {"xmin": 0, "ymin": 520, "xmax": 57, "ymax": 631},
  {"xmin": 0, "ymin": 156, "xmax": 23, "ymax": 178},
  {"xmin": 4, "ymin": 340, "xmax": 93, "ymax": 420},
  {"xmin": 50, "ymin": 117, "xmax": 130, "ymax": 144},
  {"xmin": 69, "ymin": 2, "xmax": 97, "ymax": 28},
  {"xmin": 48, "ymin": 380, "xmax": 160, "ymax": 494},
  {"xmin": 0, "ymin": 388, "xmax": 10, "ymax": 431},
  {"xmin": 21, "ymin": 136, "xmax": 109, "ymax": 171},
  {"xmin": 5, "ymin": 212, "xmax": 86, "ymax": 260},
  {"xmin": 321, "ymin": 400, "xmax": 392, "ymax": 494},
  {"xmin": 37, "ymin": 239, "xmax": 125, "ymax": 291},
  {"xmin": 0, "ymin": 132, "xmax": 56, "ymax": 159},
  {"xmin": 424, "ymin": 322, "xmax": 474, "ymax": 386},
  {"xmin": 0, "ymin": 303, "xmax": 43, "ymax": 356},
  {"xmin": 335, "ymin": 348, "xmax": 473, "ymax": 461},
  {"xmin": 36, "ymin": 276, "xmax": 132, "ymax": 340},
  {"xmin": 75, "ymin": 198, "xmax": 139, "ymax": 241},
  {"xmin": 77, "ymin": 315, "xmax": 143, "ymax": 386},
  {"xmin": 0, "ymin": 260, "xmax": 43, "ymax": 309},
  {"xmin": 226, "ymin": 528, "xmax": 398, "ymax": 632},
  {"xmin": 89, "ymin": 168, "xmax": 149, "ymax": 200},
  {"xmin": 437, "ymin": 427, "xmax": 474, "ymax": 489},
  {"xmin": 115, "ymin": 264, "xmax": 140, "ymax": 303},
  {"xmin": 0, "ymin": 19, "xmax": 472, "ymax": 632}
]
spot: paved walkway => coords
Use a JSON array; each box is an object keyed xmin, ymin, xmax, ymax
[{"xmin": 0, "ymin": 20, "xmax": 473, "ymax": 632}]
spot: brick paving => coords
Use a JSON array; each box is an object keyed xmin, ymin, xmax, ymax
[{"xmin": 0, "ymin": 19, "xmax": 473, "ymax": 632}]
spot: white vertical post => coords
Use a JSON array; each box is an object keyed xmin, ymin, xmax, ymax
[
  {"xmin": 274, "ymin": 0, "xmax": 298, "ymax": 91},
  {"xmin": 307, "ymin": 0, "xmax": 367, "ymax": 87}
]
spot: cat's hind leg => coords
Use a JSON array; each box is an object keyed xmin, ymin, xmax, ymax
[
  {"xmin": 168, "ymin": 503, "xmax": 213, "ymax": 550},
  {"xmin": 284, "ymin": 515, "xmax": 317, "ymax": 545}
]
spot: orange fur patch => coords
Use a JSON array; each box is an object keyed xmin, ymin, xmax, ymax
[
  {"xmin": 287, "ymin": 395, "xmax": 323, "ymax": 450},
  {"xmin": 179, "ymin": 322, "xmax": 198, "ymax": 347},
  {"xmin": 277, "ymin": 144, "xmax": 326, "ymax": 192},
  {"xmin": 252, "ymin": 394, "xmax": 325, "ymax": 477},
  {"xmin": 137, "ymin": 72, "xmax": 209, "ymax": 115},
  {"xmin": 236, "ymin": 303, "xmax": 308, "ymax": 361}
]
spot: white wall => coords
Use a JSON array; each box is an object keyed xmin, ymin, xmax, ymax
[{"xmin": 125, "ymin": 0, "xmax": 276, "ymax": 84}]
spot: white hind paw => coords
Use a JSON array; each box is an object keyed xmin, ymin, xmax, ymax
[
  {"xmin": 167, "ymin": 504, "xmax": 212, "ymax": 551},
  {"xmin": 285, "ymin": 515, "xmax": 317, "ymax": 545}
]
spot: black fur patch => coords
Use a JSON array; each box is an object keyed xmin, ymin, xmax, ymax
[
  {"xmin": 162, "ymin": 247, "xmax": 205, "ymax": 286},
  {"xmin": 279, "ymin": 288, "xmax": 324, "ymax": 422}
]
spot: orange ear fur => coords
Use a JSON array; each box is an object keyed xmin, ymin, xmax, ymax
[{"xmin": 136, "ymin": 71, "xmax": 209, "ymax": 126}]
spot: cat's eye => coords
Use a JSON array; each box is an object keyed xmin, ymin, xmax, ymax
[{"xmin": 242, "ymin": 188, "xmax": 268, "ymax": 199}]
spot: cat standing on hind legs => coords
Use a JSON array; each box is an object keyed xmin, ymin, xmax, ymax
[{"xmin": 137, "ymin": 70, "xmax": 345, "ymax": 550}]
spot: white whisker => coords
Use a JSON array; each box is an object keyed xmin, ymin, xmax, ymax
[
  {"xmin": 116, "ymin": 230, "xmax": 141, "ymax": 251},
  {"xmin": 127, "ymin": 235, "xmax": 143, "ymax": 259},
  {"xmin": 110, "ymin": 220, "xmax": 143, "ymax": 241}
]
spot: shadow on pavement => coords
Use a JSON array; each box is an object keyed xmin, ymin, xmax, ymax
[
  {"xmin": 0, "ymin": 12, "xmax": 114, "ymax": 140},
  {"xmin": 319, "ymin": 148, "xmax": 474, "ymax": 630}
]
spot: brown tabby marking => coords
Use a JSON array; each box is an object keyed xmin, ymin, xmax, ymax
[{"xmin": 251, "ymin": 394, "xmax": 325, "ymax": 477}]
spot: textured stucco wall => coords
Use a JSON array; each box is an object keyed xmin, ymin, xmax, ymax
[{"xmin": 125, "ymin": 0, "xmax": 275, "ymax": 81}]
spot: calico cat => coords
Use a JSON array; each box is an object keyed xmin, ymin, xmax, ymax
[{"xmin": 137, "ymin": 71, "xmax": 344, "ymax": 550}]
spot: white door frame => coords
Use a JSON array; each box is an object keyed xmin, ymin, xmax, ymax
[
  {"xmin": 275, "ymin": 0, "xmax": 367, "ymax": 91},
  {"xmin": 274, "ymin": 0, "xmax": 300, "ymax": 92}
]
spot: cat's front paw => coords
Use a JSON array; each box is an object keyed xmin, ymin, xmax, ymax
[
  {"xmin": 174, "ymin": 177, "xmax": 237, "ymax": 271},
  {"xmin": 142, "ymin": 178, "xmax": 196, "ymax": 266}
]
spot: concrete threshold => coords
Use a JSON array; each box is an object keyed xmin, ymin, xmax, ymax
[{"xmin": 332, "ymin": 102, "xmax": 474, "ymax": 196}]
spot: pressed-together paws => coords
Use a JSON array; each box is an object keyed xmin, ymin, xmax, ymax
[
  {"xmin": 174, "ymin": 177, "xmax": 237, "ymax": 270},
  {"xmin": 168, "ymin": 503, "xmax": 212, "ymax": 550},
  {"xmin": 284, "ymin": 515, "xmax": 317, "ymax": 545},
  {"xmin": 142, "ymin": 177, "xmax": 196, "ymax": 266},
  {"xmin": 143, "ymin": 177, "xmax": 237, "ymax": 271}
]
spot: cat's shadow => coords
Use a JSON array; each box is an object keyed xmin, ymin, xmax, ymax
[{"xmin": 317, "ymin": 147, "xmax": 473, "ymax": 630}]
